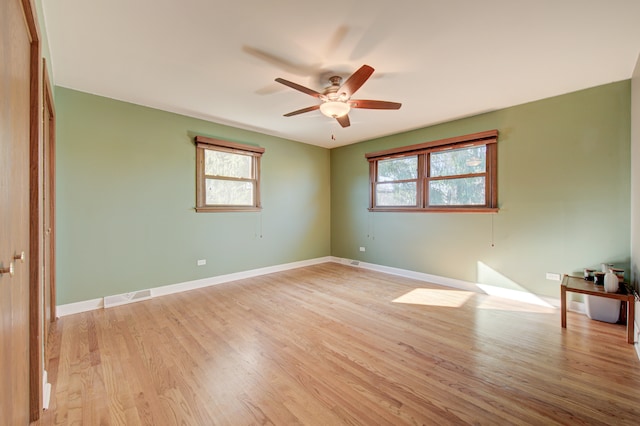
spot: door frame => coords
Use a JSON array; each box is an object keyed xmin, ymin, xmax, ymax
[
  {"xmin": 44, "ymin": 57, "xmax": 56, "ymax": 321},
  {"xmin": 42, "ymin": 57, "xmax": 56, "ymax": 356}
]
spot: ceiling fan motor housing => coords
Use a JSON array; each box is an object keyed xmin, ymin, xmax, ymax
[{"xmin": 322, "ymin": 76, "xmax": 347, "ymax": 102}]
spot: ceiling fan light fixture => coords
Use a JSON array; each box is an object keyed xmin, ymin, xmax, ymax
[{"xmin": 320, "ymin": 101, "xmax": 350, "ymax": 118}]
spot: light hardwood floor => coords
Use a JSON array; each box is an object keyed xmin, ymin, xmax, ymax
[{"xmin": 33, "ymin": 263, "xmax": 640, "ymax": 425}]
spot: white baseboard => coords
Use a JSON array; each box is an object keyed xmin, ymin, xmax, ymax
[
  {"xmin": 43, "ymin": 369, "xmax": 51, "ymax": 410},
  {"xmin": 56, "ymin": 255, "xmax": 580, "ymax": 317},
  {"xmin": 336, "ymin": 257, "xmax": 481, "ymax": 292},
  {"xmin": 56, "ymin": 297, "xmax": 103, "ymax": 317},
  {"xmin": 151, "ymin": 256, "xmax": 332, "ymax": 298},
  {"xmin": 331, "ymin": 256, "xmax": 560, "ymax": 309},
  {"xmin": 104, "ymin": 289, "xmax": 152, "ymax": 308},
  {"xmin": 57, "ymin": 256, "xmax": 333, "ymax": 317}
]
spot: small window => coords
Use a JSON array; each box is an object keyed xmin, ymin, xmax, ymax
[
  {"xmin": 429, "ymin": 145, "xmax": 487, "ymax": 206},
  {"xmin": 195, "ymin": 136, "xmax": 265, "ymax": 212},
  {"xmin": 366, "ymin": 130, "xmax": 498, "ymax": 212},
  {"xmin": 375, "ymin": 156, "xmax": 419, "ymax": 207}
]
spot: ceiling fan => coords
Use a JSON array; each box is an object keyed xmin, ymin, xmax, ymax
[{"xmin": 275, "ymin": 65, "xmax": 401, "ymax": 128}]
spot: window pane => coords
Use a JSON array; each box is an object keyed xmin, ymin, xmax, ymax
[
  {"xmin": 429, "ymin": 177, "xmax": 485, "ymax": 206},
  {"xmin": 430, "ymin": 146, "xmax": 486, "ymax": 177},
  {"xmin": 376, "ymin": 182, "xmax": 417, "ymax": 206},
  {"xmin": 377, "ymin": 156, "xmax": 418, "ymax": 182},
  {"xmin": 206, "ymin": 179, "xmax": 253, "ymax": 205},
  {"xmin": 205, "ymin": 150, "xmax": 252, "ymax": 178}
]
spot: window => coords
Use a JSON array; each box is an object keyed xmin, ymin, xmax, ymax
[
  {"xmin": 366, "ymin": 130, "xmax": 498, "ymax": 212},
  {"xmin": 195, "ymin": 136, "xmax": 265, "ymax": 212}
]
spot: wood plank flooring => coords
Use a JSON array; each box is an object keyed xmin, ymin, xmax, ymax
[{"xmin": 32, "ymin": 263, "xmax": 640, "ymax": 425}]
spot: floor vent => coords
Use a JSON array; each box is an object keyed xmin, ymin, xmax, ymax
[
  {"xmin": 104, "ymin": 289, "xmax": 152, "ymax": 308},
  {"xmin": 350, "ymin": 260, "xmax": 360, "ymax": 266}
]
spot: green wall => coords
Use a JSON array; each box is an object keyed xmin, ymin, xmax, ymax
[
  {"xmin": 55, "ymin": 87, "xmax": 330, "ymax": 304},
  {"xmin": 331, "ymin": 81, "xmax": 631, "ymax": 299},
  {"xmin": 56, "ymin": 81, "xmax": 631, "ymax": 305}
]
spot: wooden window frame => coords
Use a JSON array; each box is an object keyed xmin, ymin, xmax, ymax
[
  {"xmin": 195, "ymin": 136, "xmax": 265, "ymax": 212},
  {"xmin": 366, "ymin": 130, "xmax": 499, "ymax": 213}
]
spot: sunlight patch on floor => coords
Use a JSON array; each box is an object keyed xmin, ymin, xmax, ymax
[
  {"xmin": 392, "ymin": 288, "xmax": 473, "ymax": 307},
  {"xmin": 392, "ymin": 287, "xmax": 555, "ymax": 313},
  {"xmin": 475, "ymin": 295, "xmax": 556, "ymax": 313},
  {"xmin": 475, "ymin": 283, "xmax": 555, "ymax": 308}
]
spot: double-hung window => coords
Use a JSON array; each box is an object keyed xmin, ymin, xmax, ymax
[
  {"xmin": 366, "ymin": 130, "xmax": 498, "ymax": 212},
  {"xmin": 195, "ymin": 136, "xmax": 265, "ymax": 212}
]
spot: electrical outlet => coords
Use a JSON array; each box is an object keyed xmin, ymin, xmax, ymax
[
  {"xmin": 197, "ymin": 259, "xmax": 206, "ymax": 266},
  {"xmin": 359, "ymin": 247, "xmax": 365, "ymax": 252},
  {"xmin": 545, "ymin": 272, "xmax": 560, "ymax": 281}
]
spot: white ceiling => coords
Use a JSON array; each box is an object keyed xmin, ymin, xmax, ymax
[{"xmin": 43, "ymin": 0, "xmax": 640, "ymax": 148}]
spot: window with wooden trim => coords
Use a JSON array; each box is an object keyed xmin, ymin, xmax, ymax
[
  {"xmin": 366, "ymin": 130, "xmax": 498, "ymax": 212},
  {"xmin": 195, "ymin": 136, "xmax": 265, "ymax": 212}
]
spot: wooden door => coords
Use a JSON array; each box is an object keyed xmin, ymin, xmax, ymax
[{"xmin": 0, "ymin": 0, "xmax": 35, "ymax": 423}]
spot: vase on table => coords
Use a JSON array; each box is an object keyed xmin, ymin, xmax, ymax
[{"xmin": 604, "ymin": 270, "xmax": 619, "ymax": 293}]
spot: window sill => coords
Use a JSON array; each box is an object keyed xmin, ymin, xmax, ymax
[
  {"xmin": 368, "ymin": 207, "xmax": 499, "ymax": 213},
  {"xmin": 196, "ymin": 206, "xmax": 262, "ymax": 213}
]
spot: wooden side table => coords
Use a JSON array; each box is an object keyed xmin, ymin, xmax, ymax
[{"xmin": 561, "ymin": 274, "xmax": 635, "ymax": 344}]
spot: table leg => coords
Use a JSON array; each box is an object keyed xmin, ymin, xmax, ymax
[
  {"xmin": 561, "ymin": 285, "xmax": 567, "ymax": 328},
  {"xmin": 627, "ymin": 296, "xmax": 635, "ymax": 344}
]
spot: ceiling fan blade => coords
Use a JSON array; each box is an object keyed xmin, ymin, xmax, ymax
[
  {"xmin": 323, "ymin": 26, "xmax": 350, "ymax": 58},
  {"xmin": 283, "ymin": 105, "xmax": 320, "ymax": 117},
  {"xmin": 350, "ymin": 100, "xmax": 402, "ymax": 110},
  {"xmin": 336, "ymin": 114, "xmax": 350, "ymax": 128},
  {"xmin": 340, "ymin": 65, "xmax": 374, "ymax": 97},
  {"xmin": 275, "ymin": 78, "xmax": 321, "ymax": 97}
]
